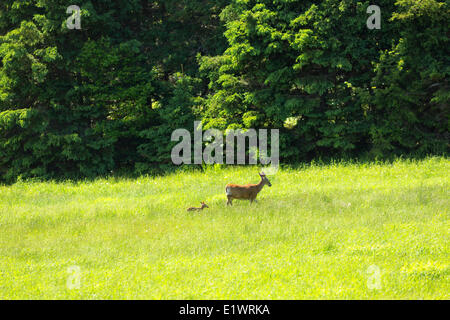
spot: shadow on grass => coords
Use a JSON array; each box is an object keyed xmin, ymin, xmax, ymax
[{"xmin": 1, "ymin": 154, "xmax": 448, "ymax": 186}]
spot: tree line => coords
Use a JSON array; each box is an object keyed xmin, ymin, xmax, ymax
[{"xmin": 0, "ymin": 0, "xmax": 448, "ymax": 182}]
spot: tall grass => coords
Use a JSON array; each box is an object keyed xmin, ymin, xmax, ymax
[{"xmin": 0, "ymin": 157, "xmax": 448, "ymax": 299}]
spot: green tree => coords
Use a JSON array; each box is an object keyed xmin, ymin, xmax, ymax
[
  {"xmin": 366, "ymin": 0, "xmax": 449, "ymax": 156},
  {"xmin": 199, "ymin": 0, "xmax": 398, "ymax": 162},
  {"xmin": 0, "ymin": 0, "xmax": 228, "ymax": 181}
]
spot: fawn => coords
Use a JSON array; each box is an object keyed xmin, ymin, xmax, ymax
[
  {"xmin": 225, "ymin": 172, "xmax": 272, "ymax": 206},
  {"xmin": 187, "ymin": 201, "xmax": 209, "ymax": 211}
]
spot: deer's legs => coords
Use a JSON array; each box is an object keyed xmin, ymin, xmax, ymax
[{"xmin": 227, "ymin": 196, "xmax": 233, "ymax": 206}]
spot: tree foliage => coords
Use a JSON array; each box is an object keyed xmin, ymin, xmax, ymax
[{"xmin": 0, "ymin": 0, "xmax": 448, "ymax": 181}]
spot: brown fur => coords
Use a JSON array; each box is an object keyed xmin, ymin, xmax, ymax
[
  {"xmin": 225, "ymin": 172, "xmax": 272, "ymax": 206},
  {"xmin": 187, "ymin": 201, "xmax": 209, "ymax": 212}
]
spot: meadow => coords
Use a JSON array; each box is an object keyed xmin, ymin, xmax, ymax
[{"xmin": 0, "ymin": 157, "xmax": 448, "ymax": 299}]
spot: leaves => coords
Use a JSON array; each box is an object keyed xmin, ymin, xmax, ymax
[{"xmin": 0, "ymin": 0, "xmax": 448, "ymax": 182}]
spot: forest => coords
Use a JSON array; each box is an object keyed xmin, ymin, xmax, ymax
[{"xmin": 0, "ymin": 0, "xmax": 448, "ymax": 182}]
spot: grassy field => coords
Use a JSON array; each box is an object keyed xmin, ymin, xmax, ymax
[{"xmin": 0, "ymin": 157, "xmax": 448, "ymax": 299}]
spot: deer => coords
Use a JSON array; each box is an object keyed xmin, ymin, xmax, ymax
[
  {"xmin": 187, "ymin": 201, "xmax": 209, "ymax": 212},
  {"xmin": 225, "ymin": 172, "xmax": 272, "ymax": 206}
]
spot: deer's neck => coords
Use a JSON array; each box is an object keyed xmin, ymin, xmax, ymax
[{"xmin": 256, "ymin": 179, "xmax": 265, "ymax": 193}]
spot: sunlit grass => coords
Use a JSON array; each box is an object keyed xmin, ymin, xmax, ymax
[{"xmin": 0, "ymin": 157, "xmax": 449, "ymax": 299}]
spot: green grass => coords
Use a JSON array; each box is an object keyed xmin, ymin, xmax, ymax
[{"xmin": 0, "ymin": 157, "xmax": 449, "ymax": 299}]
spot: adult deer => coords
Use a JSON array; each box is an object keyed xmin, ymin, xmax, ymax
[{"xmin": 225, "ymin": 172, "xmax": 272, "ymax": 206}]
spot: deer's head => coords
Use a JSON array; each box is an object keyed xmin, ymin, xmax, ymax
[
  {"xmin": 201, "ymin": 202, "xmax": 209, "ymax": 208},
  {"xmin": 259, "ymin": 172, "xmax": 272, "ymax": 187}
]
